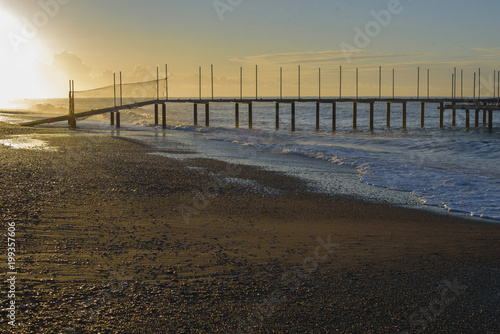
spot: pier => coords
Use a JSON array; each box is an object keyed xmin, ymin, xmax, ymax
[{"xmin": 21, "ymin": 65, "xmax": 499, "ymax": 131}]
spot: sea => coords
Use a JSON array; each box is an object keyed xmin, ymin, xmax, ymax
[{"xmin": 1, "ymin": 97, "xmax": 499, "ymax": 221}]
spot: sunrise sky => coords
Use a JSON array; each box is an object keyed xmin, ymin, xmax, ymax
[{"xmin": 1, "ymin": 0, "xmax": 500, "ymax": 105}]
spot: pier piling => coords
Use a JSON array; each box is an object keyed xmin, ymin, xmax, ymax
[
  {"xmin": 235, "ymin": 103, "xmax": 240, "ymax": 128},
  {"xmin": 154, "ymin": 104, "xmax": 159, "ymax": 125},
  {"xmin": 369, "ymin": 102, "xmax": 374, "ymax": 131},
  {"xmin": 353, "ymin": 102, "xmax": 357, "ymax": 129},
  {"xmin": 316, "ymin": 102, "xmax": 320, "ymax": 131},
  {"xmin": 386, "ymin": 103, "xmax": 391, "ymax": 128},
  {"xmin": 249, "ymin": 102, "xmax": 253, "ymax": 130},
  {"xmin": 116, "ymin": 111, "xmax": 120, "ymax": 128},
  {"xmin": 332, "ymin": 102, "xmax": 336, "ymax": 132},
  {"xmin": 402, "ymin": 102, "xmax": 407, "ymax": 129},
  {"xmin": 205, "ymin": 103, "xmax": 210, "ymax": 127},
  {"xmin": 420, "ymin": 102, "xmax": 425, "ymax": 128},
  {"xmin": 110, "ymin": 111, "xmax": 115, "ymax": 126},
  {"xmin": 291, "ymin": 102, "xmax": 296, "ymax": 132},
  {"xmin": 194, "ymin": 104, "xmax": 198, "ymax": 126},
  {"xmin": 275, "ymin": 102, "xmax": 279, "ymax": 131},
  {"xmin": 162, "ymin": 103, "xmax": 166, "ymax": 129}
]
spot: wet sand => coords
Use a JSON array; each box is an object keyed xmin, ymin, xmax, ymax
[{"xmin": 0, "ymin": 122, "xmax": 498, "ymax": 333}]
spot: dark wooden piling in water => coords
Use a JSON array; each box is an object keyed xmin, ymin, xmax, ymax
[
  {"xmin": 439, "ymin": 102, "xmax": 444, "ymax": 128},
  {"xmin": 420, "ymin": 102, "xmax": 425, "ymax": 128},
  {"xmin": 162, "ymin": 103, "xmax": 166, "ymax": 129},
  {"xmin": 386, "ymin": 103, "xmax": 391, "ymax": 128},
  {"xmin": 154, "ymin": 104, "xmax": 159, "ymax": 125},
  {"xmin": 235, "ymin": 103, "xmax": 240, "ymax": 128},
  {"xmin": 369, "ymin": 102, "xmax": 374, "ymax": 131},
  {"xmin": 205, "ymin": 103, "xmax": 210, "ymax": 127},
  {"xmin": 116, "ymin": 111, "xmax": 121, "ymax": 128},
  {"xmin": 291, "ymin": 102, "xmax": 296, "ymax": 132},
  {"xmin": 466, "ymin": 109, "xmax": 470, "ymax": 128},
  {"xmin": 194, "ymin": 104, "xmax": 198, "ymax": 126},
  {"xmin": 489, "ymin": 110, "xmax": 493, "ymax": 130},
  {"xmin": 353, "ymin": 102, "xmax": 357, "ymax": 129},
  {"xmin": 275, "ymin": 102, "xmax": 279, "ymax": 131},
  {"xmin": 249, "ymin": 102, "xmax": 253, "ymax": 130},
  {"xmin": 316, "ymin": 102, "xmax": 320, "ymax": 131},
  {"xmin": 402, "ymin": 102, "xmax": 407, "ymax": 129},
  {"xmin": 110, "ymin": 111, "xmax": 115, "ymax": 126},
  {"xmin": 332, "ymin": 102, "xmax": 336, "ymax": 132},
  {"xmin": 475, "ymin": 109, "xmax": 479, "ymax": 127},
  {"xmin": 452, "ymin": 102, "xmax": 456, "ymax": 127}
]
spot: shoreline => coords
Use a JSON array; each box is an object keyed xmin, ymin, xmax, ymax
[{"xmin": 1, "ymin": 122, "xmax": 499, "ymax": 332}]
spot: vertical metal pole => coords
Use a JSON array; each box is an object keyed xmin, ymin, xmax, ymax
[
  {"xmin": 461, "ymin": 69, "xmax": 463, "ymax": 99},
  {"xmin": 298, "ymin": 65, "xmax": 301, "ymax": 99},
  {"xmin": 255, "ymin": 65, "xmax": 258, "ymax": 100},
  {"xmin": 332, "ymin": 102, "xmax": 336, "ymax": 132},
  {"xmin": 454, "ymin": 67, "xmax": 457, "ymax": 99},
  {"xmin": 379, "ymin": 66, "xmax": 382, "ymax": 99},
  {"xmin": 479, "ymin": 68, "xmax": 481, "ymax": 100},
  {"xmin": 392, "ymin": 68, "xmax": 395, "ymax": 99},
  {"xmin": 113, "ymin": 73, "xmax": 116, "ymax": 107},
  {"xmin": 417, "ymin": 67, "xmax": 420, "ymax": 99},
  {"xmin": 199, "ymin": 67, "xmax": 202, "ymax": 100},
  {"xmin": 156, "ymin": 66, "xmax": 159, "ymax": 101},
  {"xmin": 291, "ymin": 102, "xmax": 295, "ymax": 131},
  {"xmin": 120, "ymin": 72, "xmax": 123, "ymax": 106},
  {"xmin": 319, "ymin": 68, "xmax": 321, "ymax": 100},
  {"xmin": 280, "ymin": 67, "xmax": 283, "ymax": 100},
  {"xmin": 240, "ymin": 67, "xmax": 243, "ymax": 100},
  {"xmin": 451, "ymin": 74, "xmax": 454, "ymax": 100},
  {"xmin": 356, "ymin": 68, "xmax": 359, "ymax": 99},
  {"xmin": 494, "ymin": 71, "xmax": 497, "ymax": 99},
  {"xmin": 316, "ymin": 102, "xmax": 320, "ymax": 131},
  {"xmin": 427, "ymin": 69, "xmax": 430, "ymax": 99},
  {"xmin": 386, "ymin": 102, "xmax": 391, "ymax": 128},
  {"xmin": 211, "ymin": 64, "xmax": 214, "ymax": 100},
  {"xmin": 420, "ymin": 102, "xmax": 425, "ymax": 128},
  {"xmin": 474, "ymin": 72, "xmax": 476, "ymax": 100},
  {"xmin": 165, "ymin": 64, "xmax": 168, "ymax": 100},
  {"xmin": 339, "ymin": 66, "xmax": 342, "ymax": 99},
  {"xmin": 369, "ymin": 102, "xmax": 374, "ymax": 131},
  {"xmin": 235, "ymin": 103, "xmax": 239, "ymax": 128}
]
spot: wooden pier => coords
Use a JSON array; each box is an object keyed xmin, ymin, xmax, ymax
[{"xmin": 20, "ymin": 65, "xmax": 499, "ymax": 132}]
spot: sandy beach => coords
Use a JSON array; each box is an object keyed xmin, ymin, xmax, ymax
[{"xmin": 0, "ymin": 122, "xmax": 499, "ymax": 333}]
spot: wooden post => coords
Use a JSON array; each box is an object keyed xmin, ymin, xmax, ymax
[
  {"xmin": 110, "ymin": 111, "xmax": 115, "ymax": 126},
  {"xmin": 489, "ymin": 109, "xmax": 493, "ymax": 130},
  {"xmin": 154, "ymin": 104, "xmax": 159, "ymax": 125},
  {"xmin": 475, "ymin": 109, "xmax": 479, "ymax": 128},
  {"xmin": 116, "ymin": 111, "xmax": 121, "ymax": 128},
  {"xmin": 452, "ymin": 102, "xmax": 456, "ymax": 127},
  {"xmin": 205, "ymin": 103, "xmax": 210, "ymax": 127},
  {"xmin": 316, "ymin": 102, "xmax": 320, "ymax": 131},
  {"xmin": 248, "ymin": 102, "xmax": 253, "ymax": 130},
  {"xmin": 483, "ymin": 103, "xmax": 487, "ymax": 125},
  {"xmin": 194, "ymin": 104, "xmax": 198, "ymax": 126},
  {"xmin": 291, "ymin": 102, "xmax": 296, "ymax": 132},
  {"xmin": 353, "ymin": 102, "xmax": 357, "ymax": 129},
  {"xmin": 235, "ymin": 103, "xmax": 239, "ymax": 128},
  {"xmin": 465, "ymin": 109, "xmax": 470, "ymax": 128},
  {"xmin": 402, "ymin": 102, "xmax": 407, "ymax": 129},
  {"xmin": 439, "ymin": 102, "xmax": 444, "ymax": 128},
  {"xmin": 386, "ymin": 102, "xmax": 391, "ymax": 128},
  {"xmin": 275, "ymin": 102, "xmax": 279, "ymax": 131},
  {"xmin": 420, "ymin": 102, "xmax": 425, "ymax": 128},
  {"xmin": 369, "ymin": 102, "xmax": 374, "ymax": 131},
  {"xmin": 162, "ymin": 103, "xmax": 166, "ymax": 129},
  {"xmin": 332, "ymin": 102, "xmax": 336, "ymax": 132}
]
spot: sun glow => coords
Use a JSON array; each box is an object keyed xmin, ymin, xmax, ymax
[{"xmin": 0, "ymin": 7, "xmax": 46, "ymax": 108}]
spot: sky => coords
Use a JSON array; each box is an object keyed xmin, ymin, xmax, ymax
[{"xmin": 1, "ymin": 0, "xmax": 500, "ymax": 105}]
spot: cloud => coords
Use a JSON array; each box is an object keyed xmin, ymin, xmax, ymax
[{"xmin": 229, "ymin": 50, "xmax": 436, "ymax": 67}]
